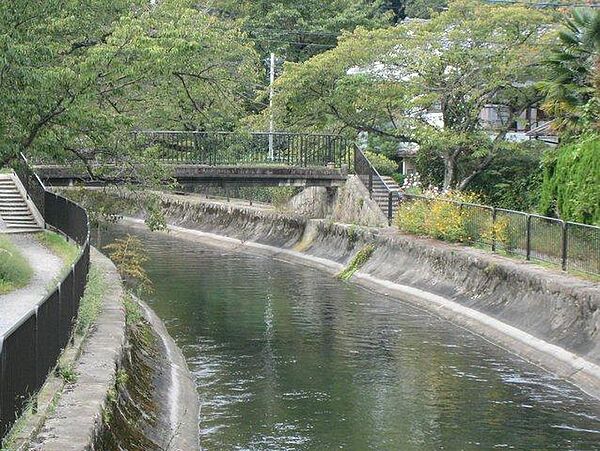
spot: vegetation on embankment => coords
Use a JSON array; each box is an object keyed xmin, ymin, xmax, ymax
[
  {"xmin": 0, "ymin": 236, "xmax": 33, "ymax": 294},
  {"xmin": 539, "ymin": 136, "xmax": 600, "ymax": 226},
  {"xmin": 338, "ymin": 243, "xmax": 375, "ymax": 280},
  {"xmin": 36, "ymin": 231, "xmax": 79, "ymax": 268},
  {"xmin": 75, "ymin": 266, "xmax": 106, "ymax": 336}
]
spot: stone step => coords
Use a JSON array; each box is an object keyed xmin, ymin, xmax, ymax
[
  {"xmin": 2, "ymin": 227, "xmax": 42, "ymax": 234},
  {"xmin": 5, "ymin": 217, "xmax": 36, "ymax": 223},
  {"xmin": 2, "ymin": 210, "xmax": 33, "ymax": 218}
]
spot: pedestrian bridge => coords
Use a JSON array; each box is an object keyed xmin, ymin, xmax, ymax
[{"xmin": 34, "ymin": 131, "xmax": 352, "ymax": 188}]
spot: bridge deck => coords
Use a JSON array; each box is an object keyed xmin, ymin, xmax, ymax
[{"xmin": 34, "ymin": 164, "xmax": 347, "ymax": 187}]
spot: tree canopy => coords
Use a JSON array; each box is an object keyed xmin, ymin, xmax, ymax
[
  {"xmin": 270, "ymin": 0, "xmax": 555, "ymax": 190},
  {"xmin": 0, "ymin": 0, "xmax": 261, "ymax": 170}
]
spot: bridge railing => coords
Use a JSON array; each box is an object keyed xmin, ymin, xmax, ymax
[
  {"xmin": 0, "ymin": 155, "xmax": 91, "ymax": 443},
  {"xmin": 134, "ymin": 131, "xmax": 353, "ymax": 168}
]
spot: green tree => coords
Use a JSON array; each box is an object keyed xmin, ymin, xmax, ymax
[
  {"xmin": 0, "ymin": 0, "xmax": 261, "ymax": 173},
  {"xmin": 210, "ymin": 0, "xmax": 393, "ymax": 62},
  {"xmin": 539, "ymin": 7, "xmax": 600, "ymax": 133},
  {"xmin": 271, "ymin": 0, "xmax": 554, "ymax": 190}
]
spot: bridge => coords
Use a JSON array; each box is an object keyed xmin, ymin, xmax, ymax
[{"xmin": 34, "ymin": 131, "xmax": 352, "ymax": 188}]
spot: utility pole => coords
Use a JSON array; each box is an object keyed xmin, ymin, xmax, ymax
[{"xmin": 268, "ymin": 52, "xmax": 275, "ymax": 160}]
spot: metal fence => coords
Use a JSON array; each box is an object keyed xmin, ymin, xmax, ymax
[
  {"xmin": 134, "ymin": 131, "xmax": 354, "ymax": 168},
  {"xmin": 0, "ymin": 154, "xmax": 91, "ymax": 443},
  {"xmin": 399, "ymin": 193, "xmax": 600, "ymax": 276}
]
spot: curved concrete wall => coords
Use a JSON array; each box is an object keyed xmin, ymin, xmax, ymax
[{"xmin": 148, "ymin": 193, "xmax": 600, "ymax": 399}]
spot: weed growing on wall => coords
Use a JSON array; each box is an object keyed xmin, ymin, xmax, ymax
[{"xmin": 338, "ymin": 243, "xmax": 375, "ymax": 280}]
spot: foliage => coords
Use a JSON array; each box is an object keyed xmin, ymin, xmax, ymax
[
  {"xmin": 104, "ymin": 235, "xmax": 153, "ymax": 294},
  {"xmin": 271, "ymin": 0, "xmax": 555, "ymax": 190},
  {"xmin": 211, "ymin": 0, "xmax": 393, "ymax": 62},
  {"xmin": 364, "ymin": 150, "xmax": 398, "ymax": 176},
  {"xmin": 469, "ymin": 141, "xmax": 547, "ymax": 211},
  {"xmin": 538, "ymin": 135, "xmax": 600, "ymax": 225},
  {"xmin": 539, "ymin": 8, "xmax": 600, "ymax": 133},
  {"xmin": 405, "ymin": 0, "xmax": 447, "ymax": 19},
  {"xmin": 0, "ymin": 0, "xmax": 261, "ymax": 221},
  {"xmin": 338, "ymin": 243, "xmax": 375, "ymax": 280},
  {"xmin": 0, "ymin": 236, "xmax": 33, "ymax": 294},
  {"xmin": 395, "ymin": 190, "xmax": 486, "ymax": 244}
]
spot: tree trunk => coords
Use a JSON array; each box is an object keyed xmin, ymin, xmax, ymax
[{"xmin": 443, "ymin": 154, "xmax": 456, "ymax": 190}]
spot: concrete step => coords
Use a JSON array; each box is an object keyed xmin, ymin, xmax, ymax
[
  {"xmin": 5, "ymin": 217, "xmax": 37, "ymax": 224},
  {"xmin": 1, "ymin": 212, "xmax": 34, "ymax": 218}
]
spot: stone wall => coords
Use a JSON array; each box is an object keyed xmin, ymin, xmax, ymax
[{"xmin": 285, "ymin": 175, "xmax": 387, "ymax": 227}]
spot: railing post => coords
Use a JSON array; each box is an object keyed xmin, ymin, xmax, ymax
[
  {"xmin": 388, "ymin": 191, "xmax": 393, "ymax": 226},
  {"xmin": 491, "ymin": 207, "xmax": 497, "ymax": 252},
  {"xmin": 368, "ymin": 173, "xmax": 373, "ymax": 199},
  {"xmin": 526, "ymin": 214, "xmax": 532, "ymax": 261},
  {"xmin": 561, "ymin": 221, "xmax": 568, "ymax": 271}
]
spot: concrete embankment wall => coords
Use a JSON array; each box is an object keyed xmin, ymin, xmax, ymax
[
  {"xmin": 26, "ymin": 250, "xmax": 198, "ymax": 450},
  {"xmin": 147, "ymin": 192, "xmax": 600, "ymax": 399}
]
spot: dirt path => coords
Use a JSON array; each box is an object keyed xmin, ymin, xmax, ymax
[{"xmin": 0, "ymin": 233, "xmax": 63, "ymax": 336}]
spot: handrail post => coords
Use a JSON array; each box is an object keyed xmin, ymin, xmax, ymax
[
  {"xmin": 368, "ymin": 173, "xmax": 373, "ymax": 199},
  {"xmin": 526, "ymin": 214, "xmax": 531, "ymax": 261},
  {"xmin": 491, "ymin": 207, "xmax": 497, "ymax": 252},
  {"xmin": 561, "ymin": 221, "xmax": 568, "ymax": 271},
  {"xmin": 388, "ymin": 191, "xmax": 393, "ymax": 226}
]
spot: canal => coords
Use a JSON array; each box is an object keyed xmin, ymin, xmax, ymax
[{"xmin": 105, "ymin": 225, "xmax": 600, "ymax": 450}]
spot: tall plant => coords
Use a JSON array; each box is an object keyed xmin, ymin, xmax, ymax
[{"xmin": 539, "ymin": 8, "xmax": 600, "ymax": 132}]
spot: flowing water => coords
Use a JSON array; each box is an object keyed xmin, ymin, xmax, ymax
[{"xmin": 104, "ymin": 225, "xmax": 600, "ymax": 450}]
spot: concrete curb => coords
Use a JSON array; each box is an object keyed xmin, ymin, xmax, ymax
[{"xmin": 121, "ymin": 217, "xmax": 600, "ymax": 401}]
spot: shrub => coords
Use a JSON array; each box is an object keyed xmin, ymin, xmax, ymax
[
  {"xmin": 364, "ymin": 150, "xmax": 398, "ymax": 176},
  {"xmin": 539, "ymin": 135, "xmax": 600, "ymax": 225},
  {"xmin": 395, "ymin": 190, "xmax": 485, "ymax": 244}
]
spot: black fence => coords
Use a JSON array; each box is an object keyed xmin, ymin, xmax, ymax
[
  {"xmin": 0, "ymin": 155, "xmax": 91, "ymax": 443},
  {"xmin": 134, "ymin": 131, "xmax": 354, "ymax": 168},
  {"xmin": 398, "ymin": 193, "xmax": 600, "ymax": 276}
]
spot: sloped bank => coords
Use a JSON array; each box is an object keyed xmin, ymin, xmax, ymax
[
  {"xmin": 23, "ymin": 250, "xmax": 198, "ymax": 451},
  {"xmin": 129, "ymin": 192, "xmax": 600, "ymax": 399}
]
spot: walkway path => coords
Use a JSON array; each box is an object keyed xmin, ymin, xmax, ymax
[{"xmin": 0, "ymin": 233, "xmax": 62, "ymax": 336}]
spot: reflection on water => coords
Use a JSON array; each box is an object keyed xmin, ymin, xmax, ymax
[{"xmin": 104, "ymin": 225, "xmax": 600, "ymax": 450}]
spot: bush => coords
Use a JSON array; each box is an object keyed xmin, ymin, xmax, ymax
[
  {"xmin": 539, "ymin": 136, "xmax": 600, "ymax": 225},
  {"xmin": 364, "ymin": 150, "xmax": 398, "ymax": 176},
  {"xmin": 394, "ymin": 190, "xmax": 488, "ymax": 244}
]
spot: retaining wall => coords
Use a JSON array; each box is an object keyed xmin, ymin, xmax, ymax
[{"xmin": 145, "ymin": 192, "xmax": 600, "ymax": 399}]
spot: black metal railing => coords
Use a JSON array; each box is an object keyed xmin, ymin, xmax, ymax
[
  {"xmin": 0, "ymin": 154, "xmax": 91, "ymax": 443},
  {"xmin": 134, "ymin": 131, "xmax": 353, "ymax": 168},
  {"xmin": 399, "ymin": 193, "xmax": 600, "ymax": 276},
  {"xmin": 354, "ymin": 145, "xmax": 397, "ymax": 224}
]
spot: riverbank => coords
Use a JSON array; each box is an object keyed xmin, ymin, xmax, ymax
[
  {"xmin": 4, "ymin": 249, "xmax": 198, "ymax": 450},
  {"xmin": 120, "ymin": 190, "xmax": 600, "ymax": 400}
]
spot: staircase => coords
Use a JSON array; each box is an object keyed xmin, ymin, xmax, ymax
[
  {"xmin": 0, "ymin": 174, "xmax": 43, "ymax": 233},
  {"xmin": 371, "ymin": 175, "xmax": 402, "ymax": 218}
]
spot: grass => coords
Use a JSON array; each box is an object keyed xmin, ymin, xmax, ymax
[
  {"xmin": 36, "ymin": 231, "xmax": 79, "ymax": 268},
  {"xmin": 75, "ymin": 265, "xmax": 106, "ymax": 336},
  {"xmin": 0, "ymin": 236, "xmax": 33, "ymax": 294}
]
